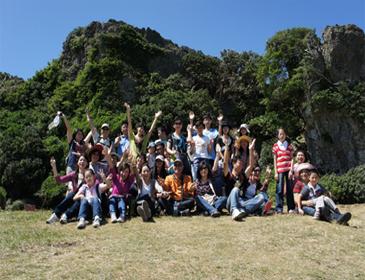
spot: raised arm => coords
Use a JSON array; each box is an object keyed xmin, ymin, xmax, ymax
[
  {"xmin": 86, "ymin": 110, "xmax": 98, "ymax": 141},
  {"xmin": 50, "ymin": 157, "xmax": 59, "ymax": 177},
  {"xmin": 124, "ymin": 103, "xmax": 133, "ymax": 139},
  {"xmin": 146, "ymin": 110, "xmax": 162, "ymax": 141},
  {"xmin": 217, "ymin": 113, "xmax": 223, "ymax": 137},
  {"xmin": 223, "ymin": 139, "xmax": 230, "ymax": 177},
  {"xmin": 59, "ymin": 112, "xmax": 73, "ymax": 144},
  {"xmin": 245, "ymin": 139, "xmax": 256, "ymax": 178}
]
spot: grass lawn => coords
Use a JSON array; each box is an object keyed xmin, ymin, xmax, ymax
[{"xmin": 0, "ymin": 204, "xmax": 364, "ymax": 280}]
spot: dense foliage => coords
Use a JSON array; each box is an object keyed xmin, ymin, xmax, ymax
[
  {"xmin": 0, "ymin": 20, "xmax": 364, "ymax": 203},
  {"xmin": 320, "ymin": 165, "xmax": 365, "ymax": 204}
]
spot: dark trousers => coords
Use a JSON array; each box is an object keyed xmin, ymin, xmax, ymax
[{"xmin": 53, "ymin": 191, "xmax": 80, "ymax": 219}]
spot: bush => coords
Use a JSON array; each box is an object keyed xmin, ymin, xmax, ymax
[
  {"xmin": 320, "ymin": 165, "xmax": 365, "ymax": 204},
  {"xmin": 0, "ymin": 186, "xmax": 6, "ymax": 209},
  {"xmin": 7, "ymin": 200, "xmax": 25, "ymax": 211},
  {"xmin": 38, "ymin": 175, "xmax": 67, "ymax": 208}
]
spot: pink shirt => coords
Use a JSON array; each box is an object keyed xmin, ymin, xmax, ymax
[{"xmin": 110, "ymin": 168, "xmax": 135, "ymax": 197}]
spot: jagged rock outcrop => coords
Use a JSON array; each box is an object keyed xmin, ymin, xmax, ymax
[
  {"xmin": 322, "ymin": 24, "xmax": 365, "ymax": 82},
  {"xmin": 59, "ymin": 19, "xmax": 191, "ymax": 80},
  {"xmin": 304, "ymin": 24, "xmax": 365, "ymax": 173}
]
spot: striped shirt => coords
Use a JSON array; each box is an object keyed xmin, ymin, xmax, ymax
[{"xmin": 272, "ymin": 141, "xmax": 293, "ymax": 173}]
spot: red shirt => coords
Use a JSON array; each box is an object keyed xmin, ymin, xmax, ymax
[{"xmin": 272, "ymin": 141, "xmax": 293, "ymax": 173}]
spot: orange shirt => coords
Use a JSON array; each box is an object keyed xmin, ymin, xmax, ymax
[{"xmin": 164, "ymin": 174, "xmax": 195, "ymax": 200}]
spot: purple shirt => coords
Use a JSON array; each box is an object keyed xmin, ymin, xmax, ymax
[
  {"xmin": 55, "ymin": 172, "xmax": 84, "ymax": 192},
  {"xmin": 110, "ymin": 168, "xmax": 135, "ymax": 197}
]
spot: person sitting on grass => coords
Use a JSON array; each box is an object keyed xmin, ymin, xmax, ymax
[
  {"xmin": 293, "ymin": 162, "xmax": 315, "ymax": 210},
  {"xmin": 194, "ymin": 161, "xmax": 227, "ymax": 217},
  {"xmin": 46, "ymin": 155, "xmax": 88, "ymax": 224},
  {"xmin": 135, "ymin": 163, "xmax": 164, "ymax": 222},
  {"xmin": 297, "ymin": 170, "xmax": 352, "ymax": 225},
  {"xmin": 161, "ymin": 157, "xmax": 196, "ymax": 216},
  {"xmin": 224, "ymin": 138, "xmax": 257, "ymax": 221},
  {"xmin": 226, "ymin": 137, "xmax": 273, "ymax": 221},
  {"xmin": 103, "ymin": 147, "xmax": 136, "ymax": 223},
  {"xmin": 74, "ymin": 169, "xmax": 112, "ymax": 229}
]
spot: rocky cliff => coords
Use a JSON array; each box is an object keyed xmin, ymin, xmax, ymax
[{"xmin": 304, "ymin": 24, "xmax": 365, "ymax": 173}]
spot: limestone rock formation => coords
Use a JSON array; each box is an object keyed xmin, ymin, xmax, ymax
[{"xmin": 304, "ymin": 25, "xmax": 365, "ymax": 173}]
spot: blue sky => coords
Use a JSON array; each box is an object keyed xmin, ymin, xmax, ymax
[{"xmin": 1, "ymin": 0, "xmax": 364, "ymax": 79}]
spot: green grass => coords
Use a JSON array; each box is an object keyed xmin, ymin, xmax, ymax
[{"xmin": 1, "ymin": 204, "xmax": 364, "ymax": 280}]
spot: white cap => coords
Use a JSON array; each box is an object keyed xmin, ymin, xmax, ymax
[{"xmin": 239, "ymin": 123, "xmax": 250, "ymax": 133}]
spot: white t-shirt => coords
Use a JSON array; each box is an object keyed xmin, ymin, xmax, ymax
[{"xmin": 193, "ymin": 134, "xmax": 210, "ymax": 159}]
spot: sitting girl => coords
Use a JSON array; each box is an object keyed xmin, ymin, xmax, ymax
[{"xmin": 74, "ymin": 169, "xmax": 111, "ymax": 229}]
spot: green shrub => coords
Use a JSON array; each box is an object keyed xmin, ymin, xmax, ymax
[
  {"xmin": 38, "ymin": 175, "xmax": 67, "ymax": 208},
  {"xmin": 320, "ymin": 165, "xmax": 365, "ymax": 204},
  {"xmin": 0, "ymin": 186, "xmax": 6, "ymax": 209},
  {"xmin": 7, "ymin": 200, "xmax": 25, "ymax": 211}
]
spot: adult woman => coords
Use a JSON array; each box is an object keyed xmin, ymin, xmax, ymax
[
  {"xmin": 195, "ymin": 162, "xmax": 227, "ymax": 217},
  {"xmin": 135, "ymin": 164, "xmax": 164, "ymax": 222},
  {"xmin": 59, "ymin": 112, "xmax": 86, "ymax": 174},
  {"xmin": 46, "ymin": 155, "xmax": 88, "ymax": 224}
]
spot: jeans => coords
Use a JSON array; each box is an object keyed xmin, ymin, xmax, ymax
[
  {"xmin": 78, "ymin": 197, "xmax": 102, "ymax": 220},
  {"xmin": 108, "ymin": 196, "xmax": 126, "ymax": 218},
  {"xmin": 227, "ymin": 187, "xmax": 268, "ymax": 214},
  {"xmin": 303, "ymin": 203, "xmax": 341, "ymax": 222},
  {"xmin": 275, "ymin": 171, "xmax": 295, "ymax": 212},
  {"xmin": 159, "ymin": 198, "xmax": 195, "ymax": 215},
  {"xmin": 53, "ymin": 191, "xmax": 80, "ymax": 219},
  {"xmin": 195, "ymin": 195, "xmax": 227, "ymax": 214}
]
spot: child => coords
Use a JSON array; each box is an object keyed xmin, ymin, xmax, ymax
[
  {"xmin": 297, "ymin": 170, "xmax": 351, "ymax": 225},
  {"xmin": 103, "ymin": 148, "xmax": 136, "ymax": 223},
  {"xmin": 272, "ymin": 128, "xmax": 294, "ymax": 214},
  {"xmin": 73, "ymin": 169, "xmax": 111, "ymax": 229}
]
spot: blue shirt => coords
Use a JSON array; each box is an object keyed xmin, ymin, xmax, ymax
[{"xmin": 116, "ymin": 135, "xmax": 130, "ymax": 157}]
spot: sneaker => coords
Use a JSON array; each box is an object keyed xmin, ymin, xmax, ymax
[
  {"xmin": 262, "ymin": 201, "xmax": 272, "ymax": 215},
  {"xmin": 117, "ymin": 216, "xmax": 126, "ymax": 223},
  {"xmin": 313, "ymin": 210, "xmax": 320, "ymax": 220},
  {"xmin": 288, "ymin": 209, "xmax": 296, "ymax": 214},
  {"xmin": 232, "ymin": 208, "xmax": 246, "ymax": 221},
  {"xmin": 210, "ymin": 210, "xmax": 220, "ymax": 218},
  {"xmin": 179, "ymin": 209, "xmax": 191, "ymax": 216},
  {"xmin": 60, "ymin": 213, "xmax": 68, "ymax": 224},
  {"xmin": 336, "ymin": 212, "xmax": 352, "ymax": 225},
  {"xmin": 77, "ymin": 218, "xmax": 86, "ymax": 229},
  {"xmin": 93, "ymin": 216, "xmax": 101, "ymax": 228},
  {"xmin": 137, "ymin": 201, "xmax": 148, "ymax": 222},
  {"xmin": 110, "ymin": 212, "xmax": 117, "ymax": 223},
  {"xmin": 46, "ymin": 213, "xmax": 59, "ymax": 224}
]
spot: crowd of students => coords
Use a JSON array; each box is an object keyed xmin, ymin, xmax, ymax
[{"xmin": 46, "ymin": 103, "xmax": 352, "ymax": 229}]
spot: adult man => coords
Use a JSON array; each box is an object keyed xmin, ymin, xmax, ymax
[
  {"xmin": 114, "ymin": 121, "xmax": 129, "ymax": 157},
  {"xmin": 162, "ymin": 157, "xmax": 196, "ymax": 216}
]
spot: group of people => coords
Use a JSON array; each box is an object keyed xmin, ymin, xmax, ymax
[{"xmin": 46, "ymin": 103, "xmax": 352, "ymax": 229}]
